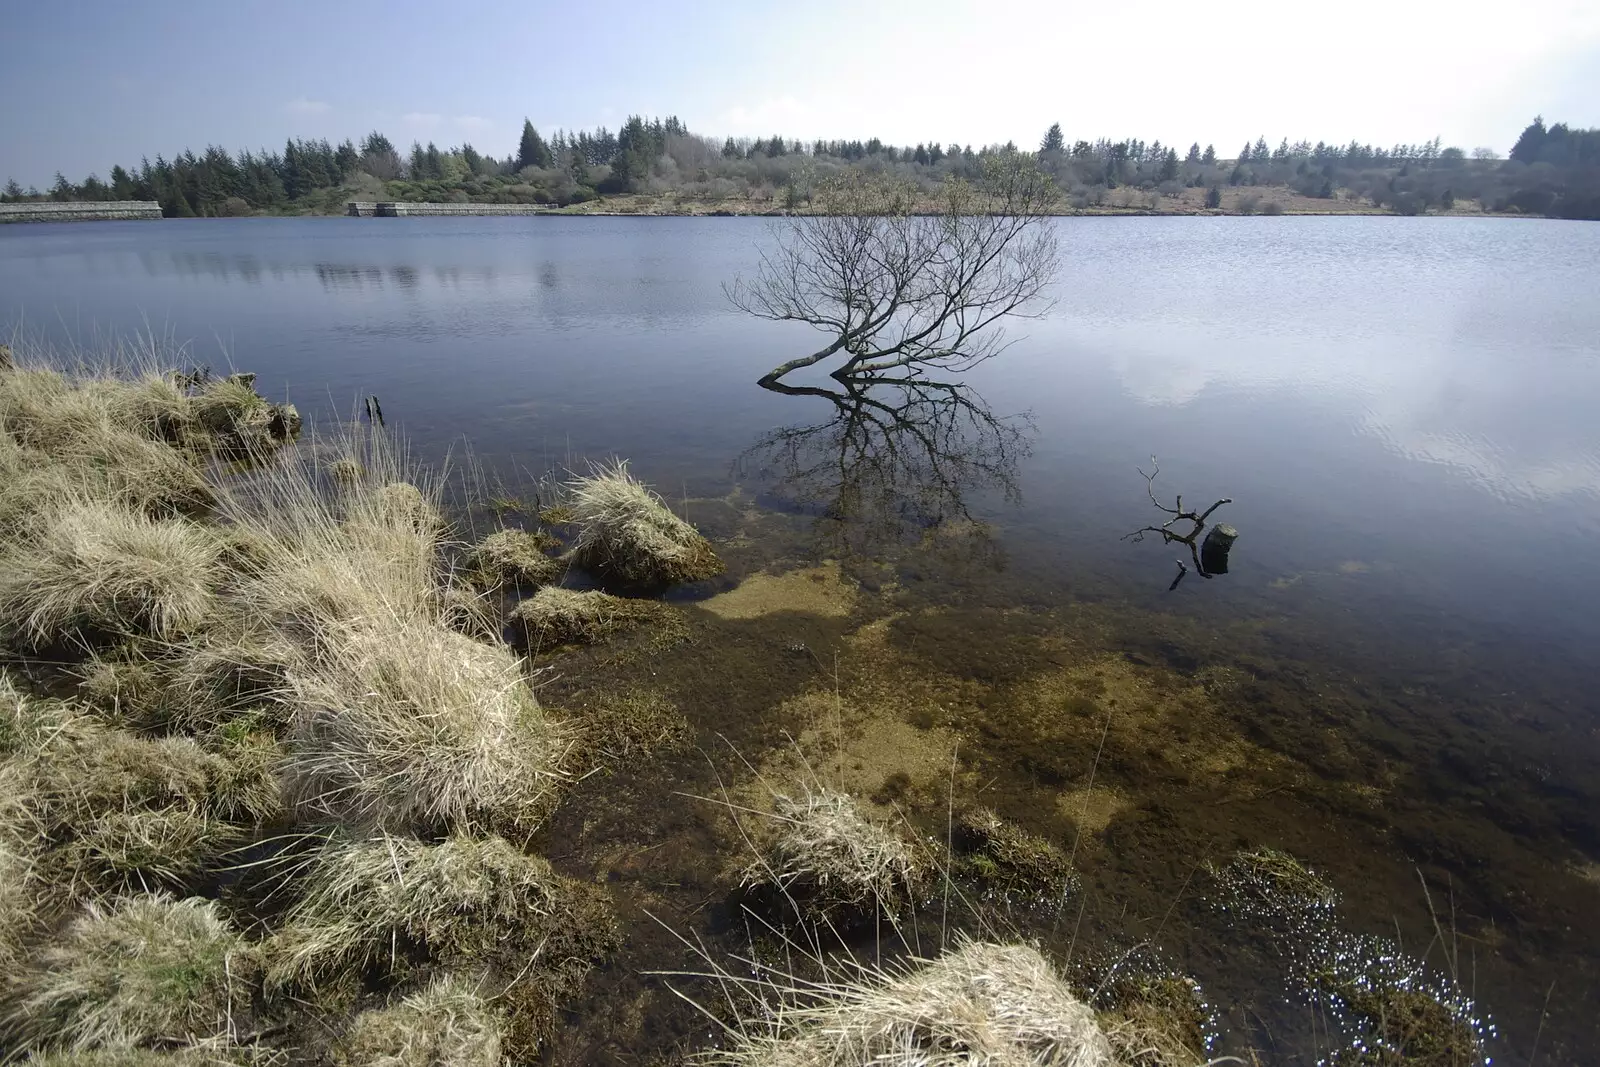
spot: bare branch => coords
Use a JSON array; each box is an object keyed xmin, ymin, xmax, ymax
[{"xmin": 1123, "ymin": 458, "xmax": 1233, "ymax": 580}]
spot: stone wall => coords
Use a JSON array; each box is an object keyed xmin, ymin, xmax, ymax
[
  {"xmin": 0, "ymin": 201, "xmax": 163, "ymax": 223},
  {"xmin": 348, "ymin": 202, "xmax": 548, "ymax": 217}
]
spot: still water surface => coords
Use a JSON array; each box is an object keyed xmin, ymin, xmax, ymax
[{"xmin": 3, "ymin": 216, "xmax": 1598, "ymax": 1061}]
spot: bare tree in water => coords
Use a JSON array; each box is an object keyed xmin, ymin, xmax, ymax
[{"xmin": 729, "ymin": 152, "xmax": 1060, "ymax": 386}]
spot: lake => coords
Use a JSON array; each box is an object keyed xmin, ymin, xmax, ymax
[{"xmin": 3, "ymin": 215, "xmax": 1598, "ymax": 1063}]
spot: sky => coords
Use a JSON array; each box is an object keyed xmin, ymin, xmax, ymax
[{"xmin": 3, "ymin": 0, "xmax": 1599, "ymax": 188}]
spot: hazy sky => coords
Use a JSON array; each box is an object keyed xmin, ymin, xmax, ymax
[{"xmin": 3, "ymin": 0, "xmax": 1598, "ymax": 188}]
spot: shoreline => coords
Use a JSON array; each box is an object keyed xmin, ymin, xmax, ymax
[{"xmin": 0, "ymin": 189, "xmax": 1536, "ymax": 224}]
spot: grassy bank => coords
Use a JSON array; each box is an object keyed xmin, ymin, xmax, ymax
[{"xmin": 0, "ymin": 341, "xmax": 1497, "ymax": 1064}]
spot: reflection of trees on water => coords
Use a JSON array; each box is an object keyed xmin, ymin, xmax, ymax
[{"xmin": 738, "ymin": 377, "xmax": 1032, "ymax": 565}]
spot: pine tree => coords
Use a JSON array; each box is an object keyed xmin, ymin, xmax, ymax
[
  {"xmin": 1202, "ymin": 144, "xmax": 1216, "ymax": 166},
  {"xmin": 1186, "ymin": 142, "xmax": 1200, "ymax": 163},
  {"xmin": 1239, "ymin": 142, "xmax": 1252, "ymax": 162},
  {"xmin": 2, "ymin": 178, "xmax": 22, "ymax": 201},
  {"xmin": 1040, "ymin": 122, "xmax": 1065, "ymax": 154},
  {"xmin": 1253, "ymin": 136, "xmax": 1270, "ymax": 161},
  {"xmin": 1205, "ymin": 185, "xmax": 1222, "ymax": 209},
  {"xmin": 1509, "ymin": 116, "xmax": 1547, "ymax": 163},
  {"xmin": 109, "ymin": 165, "xmax": 134, "ymax": 200},
  {"xmin": 1160, "ymin": 148, "xmax": 1179, "ymax": 181},
  {"xmin": 516, "ymin": 119, "xmax": 552, "ymax": 170}
]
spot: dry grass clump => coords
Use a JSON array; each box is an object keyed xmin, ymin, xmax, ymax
[
  {"xmin": 334, "ymin": 974, "xmax": 504, "ymax": 1067},
  {"xmin": 0, "ymin": 837, "xmax": 40, "ymax": 969},
  {"xmin": 192, "ymin": 376, "xmax": 299, "ymax": 458},
  {"xmin": 0, "ymin": 497, "xmax": 222, "ymax": 647},
  {"xmin": 954, "ymin": 808, "xmax": 1076, "ymax": 900},
  {"xmin": 509, "ymin": 586, "xmax": 668, "ymax": 652},
  {"xmin": 167, "ymin": 627, "xmax": 305, "ymax": 731},
  {"xmin": 567, "ymin": 460, "xmax": 723, "ymax": 586},
  {"xmin": 2, "ymin": 893, "xmax": 255, "ymax": 1056},
  {"xmin": 1092, "ymin": 971, "xmax": 1211, "ymax": 1067},
  {"xmin": 745, "ymin": 786, "xmax": 921, "ymax": 915},
  {"xmin": 462, "ymin": 528, "xmax": 563, "ymax": 590},
  {"xmin": 22, "ymin": 1049, "xmax": 282, "ymax": 1066},
  {"xmin": 1, "ymin": 686, "xmax": 273, "ymax": 896},
  {"xmin": 219, "ymin": 461, "xmax": 445, "ymax": 637},
  {"xmin": 702, "ymin": 940, "xmax": 1114, "ymax": 1067},
  {"xmin": 279, "ymin": 618, "xmax": 568, "ymax": 835},
  {"xmin": 267, "ymin": 833, "xmax": 617, "ymax": 1014}
]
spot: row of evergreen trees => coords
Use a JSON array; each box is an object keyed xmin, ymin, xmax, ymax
[{"xmin": 6, "ymin": 115, "xmax": 1596, "ymax": 220}]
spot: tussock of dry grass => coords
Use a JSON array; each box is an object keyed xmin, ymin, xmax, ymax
[
  {"xmin": 280, "ymin": 618, "xmax": 567, "ymax": 835},
  {"xmin": 0, "ymin": 497, "xmax": 221, "ymax": 647},
  {"xmin": 568, "ymin": 460, "xmax": 723, "ymax": 586},
  {"xmin": 335, "ymin": 974, "xmax": 504, "ymax": 1067},
  {"xmin": 217, "ymin": 462, "xmax": 446, "ymax": 641},
  {"xmin": 954, "ymin": 807, "xmax": 1076, "ymax": 898},
  {"xmin": 22, "ymin": 1049, "xmax": 283, "ymax": 1066},
  {"xmin": 463, "ymin": 528, "xmax": 563, "ymax": 590},
  {"xmin": 0, "ymin": 837, "xmax": 40, "ymax": 969},
  {"xmin": 700, "ymin": 940, "xmax": 1114, "ymax": 1067},
  {"xmin": 1, "ymin": 687, "xmax": 273, "ymax": 896},
  {"xmin": 509, "ymin": 586, "xmax": 667, "ymax": 652},
  {"xmin": 267, "ymin": 833, "xmax": 616, "ymax": 997},
  {"xmin": 2, "ymin": 893, "xmax": 255, "ymax": 1056},
  {"xmin": 1092, "ymin": 972, "xmax": 1211, "ymax": 1067},
  {"xmin": 746, "ymin": 786, "xmax": 921, "ymax": 915},
  {"xmin": 168, "ymin": 627, "xmax": 305, "ymax": 731}
]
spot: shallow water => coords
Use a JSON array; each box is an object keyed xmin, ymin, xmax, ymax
[{"xmin": 4, "ymin": 215, "xmax": 1599, "ymax": 1062}]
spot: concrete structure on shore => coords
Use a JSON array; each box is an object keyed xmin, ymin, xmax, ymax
[
  {"xmin": 347, "ymin": 202, "xmax": 548, "ymax": 217},
  {"xmin": 0, "ymin": 201, "xmax": 163, "ymax": 223}
]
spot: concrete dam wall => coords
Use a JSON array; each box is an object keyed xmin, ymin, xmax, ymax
[
  {"xmin": 0, "ymin": 201, "xmax": 163, "ymax": 223},
  {"xmin": 347, "ymin": 202, "xmax": 549, "ymax": 217}
]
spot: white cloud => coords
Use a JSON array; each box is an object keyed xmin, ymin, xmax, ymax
[
  {"xmin": 285, "ymin": 97, "xmax": 330, "ymax": 115},
  {"xmin": 453, "ymin": 115, "xmax": 493, "ymax": 131},
  {"xmin": 403, "ymin": 112, "xmax": 442, "ymax": 127}
]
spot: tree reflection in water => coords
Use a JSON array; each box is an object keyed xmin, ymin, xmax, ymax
[{"xmin": 737, "ymin": 377, "xmax": 1033, "ymax": 567}]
